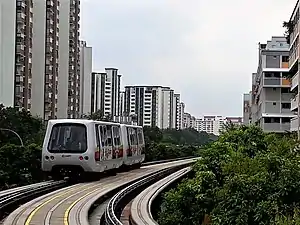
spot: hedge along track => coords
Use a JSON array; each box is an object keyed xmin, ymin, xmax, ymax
[{"xmin": 3, "ymin": 158, "xmax": 197, "ymax": 225}]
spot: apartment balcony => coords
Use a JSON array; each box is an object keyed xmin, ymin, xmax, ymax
[
  {"xmin": 291, "ymin": 71, "xmax": 299, "ymax": 91},
  {"xmin": 289, "ymin": 49, "xmax": 299, "ymax": 69},
  {"xmin": 291, "ymin": 117, "xmax": 299, "ymax": 132},
  {"xmin": 291, "ymin": 94, "xmax": 299, "ymax": 111},
  {"xmin": 263, "ymin": 123, "xmax": 291, "ymax": 133},
  {"xmin": 263, "ymin": 78, "xmax": 291, "ymax": 87}
]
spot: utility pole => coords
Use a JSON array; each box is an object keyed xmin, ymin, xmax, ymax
[{"xmin": 0, "ymin": 128, "xmax": 24, "ymax": 146}]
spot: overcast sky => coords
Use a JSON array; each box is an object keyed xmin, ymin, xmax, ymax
[{"xmin": 80, "ymin": 0, "xmax": 296, "ymax": 117}]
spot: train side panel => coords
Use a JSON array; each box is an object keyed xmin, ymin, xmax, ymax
[
  {"xmin": 94, "ymin": 122, "xmax": 124, "ymax": 171},
  {"xmin": 122, "ymin": 124, "xmax": 145, "ymax": 166}
]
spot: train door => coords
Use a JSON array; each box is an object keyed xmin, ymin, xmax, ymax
[
  {"xmin": 105, "ymin": 125, "xmax": 113, "ymax": 160},
  {"xmin": 137, "ymin": 128, "xmax": 145, "ymax": 155},
  {"xmin": 126, "ymin": 127, "xmax": 133, "ymax": 157},
  {"xmin": 95, "ymin": 124, "xmax": 102, "ymax": 162},
  {"xmin": 131, "ymin": 128, "xmax": 138, "ymax": 156},
  {"xmin": 112, "ymin": 125, "xmax": 122, "ymax": 159},
  {"xmin": 98, "ymin": 125, "xmax": 113, "ymax": 160}
]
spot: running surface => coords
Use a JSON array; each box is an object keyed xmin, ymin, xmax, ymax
[{"xmin": 4, "ymin": 158, "xmax": 195, "ymax": 225}]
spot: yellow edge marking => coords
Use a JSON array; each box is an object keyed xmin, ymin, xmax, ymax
[
  {"xmin": 64, "ymin": 186, "xmax": 105, "ymax": 225},
  {"xmin": 25, "ymin": 183, "xmax": 91, "ymax": 225}
]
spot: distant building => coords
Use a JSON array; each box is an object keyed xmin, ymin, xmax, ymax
[
  {"xmin": 243, "ymin": 93, "xmax": 251, "ymax": 125},
  {"xmin": 91, "ymin": 68, "xmax": 122, "ymax": 120},
  {"xmin": 123, "ymin": 85, "xmax": 183, "ymax": 129},
  {"xmin": 79, "ymin": 41, "xmax": 92, "ymax": 117}
]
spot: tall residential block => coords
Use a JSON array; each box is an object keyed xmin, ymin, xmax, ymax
[
  {"xmin": 250, "ymin": 36, "xmax": 294, "ymax": 132},
  {"xmin": 287, "ymin": 1, "xmax": 300, "ymax": 132},
  {"xmin": 91, "ymin": 69, "xmax": 121, "ymax": 120},
  {"xmin": 57, "ymin": 0, "xmax": 80, "ymax": 119},
  {"xmin": 0, "ymin": 0, "xmax": 33, "ymax": 109},
  {"xmin": 243, "ymin": 93, "xmax": 251, "ymax": 125},
  {"xmin": 0, "ymin": 0, "xmax": 81, "ymax": 120},
  {"xmin": 123, "ymin": 85, "xmax": 182, "ymax": 129},
  {"xmin": 31, "ymin": 0, "xmax": 59, "ymax": 120},
  {"xmin": 79, "ymin": 40, "xmax": 92, "ymax": 117}
]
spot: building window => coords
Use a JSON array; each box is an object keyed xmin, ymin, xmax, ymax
[
  {"xmin": 282, "ymin": 117, "xmax": 290, "ymax": 123},
  {"xmin": 281, "ymin": 87, "xmax": 291, "ymax": 93},
  {"xmin": 273, "ymin": 102, "xmax": 276, "ymax": 105},
  {"xmin": 281, "ymin": 103, "xmax": 291, "ymax": 109},
  {"xmin": 282, "ymin": 56, "xmax": 289, "ymax": 62}
]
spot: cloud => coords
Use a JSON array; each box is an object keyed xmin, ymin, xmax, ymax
[{"xmin": 80, "ymin": 0, "xmax": 296, "ymax": 116}]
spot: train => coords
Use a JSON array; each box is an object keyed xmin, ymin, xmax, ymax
[{"xmin": 41, "ymin": 119, "xmax": 145, "ymax": 180}]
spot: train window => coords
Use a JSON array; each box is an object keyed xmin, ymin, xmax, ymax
[
  {"xmin": 112, "ymin": 126, "xmax": 121, "ymax": 146},
  {"xmin": 99, "ymin": 125, "xmax": 106, "ymax": 147},
  {"xmin": 131, "ymin": 128, "xmax": 138, "ymax": 145},
  {"xmin": 47, "ymin": 123, "xmax": 87, "ymax": 153},
  {"xmin": 95, "ymin": 125, "xmax": 101, "ymax": 148},
  {"xmin": 137, "ymin": 129, "xmax": 144, "ymax": 145},
  {"xmin": 106, "ymin": 125, "xmax": 113, "ymax": 146}
]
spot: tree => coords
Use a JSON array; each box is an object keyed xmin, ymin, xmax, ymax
[
  {"xmin": 0, "ymin": 104, "xmax": 45, "ymax": 147},
  {"xmin": 83, "ymin": 110, "xmax": 113, "ymax": 121},
  {"xmin": 283, "ymin": 21, "xmax": 294, "ymax": 44},
  {"xmin": 0, "ymin": 144, "xmax": 45, "ymax": 190},
  {"xmin": 157, "ymin": 125, "xmax": 300, "ymax": 225}
]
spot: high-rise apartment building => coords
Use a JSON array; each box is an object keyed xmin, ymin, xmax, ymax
[
  {"xmin": 226, "ymin": 117, "xmax": 243, "ymax": 125},
  {"xmin": 31, "ymin": 0, "xmax": 59, "ymax": 120},
  {"xmin": 243, "ymin": 93, "xmax": 251, "ymax": 125},
  {"xmin": 90, "ymin": 69, "xmax": 121, "ymax": 120},
  {"xmin": 173, "ymin": 94, "xmax": 181, "ymax": 129},
  {"xmin": 0, "ymin": 0, "xmax": 81, "ymax": 120},
  {"xmin": 250, "ymin": 36, "xmax": 294, "ymax": 133},
  {"xmin": 0, "ymin": 0, "xmax": 33, "ymax": 109},
  {"xmin": 183, "ymin": 113, "xmax": 196, "ymax": 129},
  {"xmin": 287, "ymin": 1, "xmax": 300, "ymax": 132},
  {"xmin": 178, "ymin": 102, "xmax": 185, "ymax": 129},
  {"xmin": 57, "ymin": 0, "xmax": 81, "ymax": 119},
  {"xmin": 123, "ymin": 85, "xmax": 182, "ymax": 128},
  {"xmin": 79, "ymin": 40, "xmax": 92, "ymax": 117}
]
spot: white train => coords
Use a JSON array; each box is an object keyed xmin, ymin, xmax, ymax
[{"xmin": 41, "ymin": 119, "xmax": 145, "ymax": 180}]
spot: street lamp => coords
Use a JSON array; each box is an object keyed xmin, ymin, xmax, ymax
[{"xmin": 0, "ymin": 128, "xmax": 24, "ymax": 147}]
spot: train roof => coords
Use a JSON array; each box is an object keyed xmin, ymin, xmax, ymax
[{"xmin": 47, "ymin": 119, "xmax": 143, "ymax": 128}]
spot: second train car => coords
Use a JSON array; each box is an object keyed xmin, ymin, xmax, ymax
[{"xmin": 41, "ymin": 119, "xmax": 145, "ymax": 180}]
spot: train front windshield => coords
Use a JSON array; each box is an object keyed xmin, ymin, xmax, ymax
[{"xmin": 47, "ymin": 123, "xmax": 87, "ymax": 153}]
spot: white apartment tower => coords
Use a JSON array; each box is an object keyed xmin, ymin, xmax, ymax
[
  {"xmin": 195, "ymin": 116, "xmax": 226, "ymax": 136},
  {"xmin": 57, "ymin": 0, "xmax": 81, "ymax": 119},
  {"xmin": 123, "ymin": 85, "xmax": 182, "ymax": 129},
  {"xmin": 91, "ymin": 69, "xmax": 121, "ymax": 120},
  {"xmin": 287, "ymin": 1, "xmax": 300, "ymax": 132},
  {"xmin": 31, "ymin": 0, "xmax": 60, "ymax": 120},
  {"xmin": 79, "ymin": 40, "xmax": 92, "ymax": 117},
  {"xmin": 243, "ymin": 93, "xmax": 251, "ymax": 125},
  {"xmin": 251, "ymin": 36, "xmax": 294, "ymax": 132},
  {"xmin": 0, "ymin": 0, "xmax": 33, "ymax": 109},
  {"xmin": 0, "ymin": 0, "xmax": 81, "ymax": 120}
]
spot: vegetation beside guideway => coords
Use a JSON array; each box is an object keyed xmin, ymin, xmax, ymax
[
  {"xmin": 157, "ymin": 124, "xmax": 300, "ymax": 225},
  {"xmin": 0, "ymin": 105, "xmax": 214, "ymax": 190}
]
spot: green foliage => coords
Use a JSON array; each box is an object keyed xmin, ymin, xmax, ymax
[
  {"xmin": 143, "ymin": 126, "xmax": 215, "ymax": 162},
  {"xmin": 0, "ymin": 144, "xmax": 44, "ymax": 190},
  {"xmin": 158, "ymin": 125, "xmax": 300, "ymax": 225},
  {"xmin": 0, "ymin": 104, "xmax": 45, "ymax": 147},
  {"xmin": 82, "ymin": 110, "xmax": 113, "ymax": 121},
  {"xmin": 283, "ymin": 21, "xmax": 294, "ymax": 44}
]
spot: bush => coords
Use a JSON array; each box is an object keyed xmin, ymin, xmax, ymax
[
  {"xmin": 0, "ymin": 144, "xmax": 44, "ymax": 190},
  {"xmin": 158, "ymin": 125, "xmax": 300, "ymax": 225}
]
